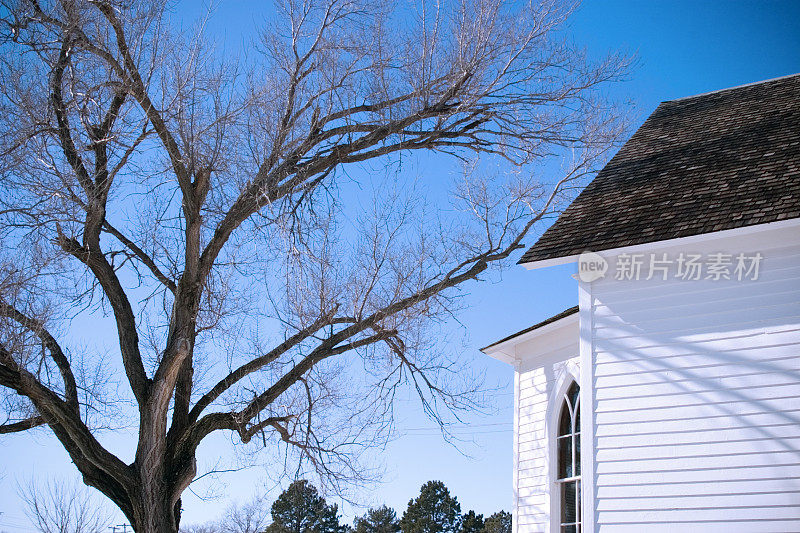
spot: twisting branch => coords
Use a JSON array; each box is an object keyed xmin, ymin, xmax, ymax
[
  {"xmin": 56, "ymin": 232, "xmax": 149, "ymax": 404},
  {"xmin": 90, "ymin": 0, "xmax": 192, "ymax": 192},
  {"xmin": 101, "ymin": 220, "xmax": 177, "ymax": 294},
  {"xmin": 0, "ymin": 345, "xmax": 135, "ymax": 517},
  {"xmin": 184, "ymin": 305, "xmax": 348, "ymax": 427},
  {"xmin": 0, "ymin": 300, "xmax": 79, "ymax": 412}
]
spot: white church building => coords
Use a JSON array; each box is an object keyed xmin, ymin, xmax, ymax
[{"xmin": 482, "ymin": 74, "xmax": 800, "ymax": 533}]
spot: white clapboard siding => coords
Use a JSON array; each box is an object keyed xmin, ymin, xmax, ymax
[
  {"xmin": 516, "ymin": 362, "xmax": 550, "ymax": 532},
  {"xmin": 515, "ymin": 348, "xmax": 579, "ymax": 533},
  {"xmin": 589, "ymin": 226, "xmax": 800, "ymax": 532}
]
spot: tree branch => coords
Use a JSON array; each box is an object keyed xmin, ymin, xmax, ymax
[
  {"xmin": 0, "ymin": 415, "xmax": 45, "ymax": 434},
  {"xmin": 0, "ymin": 299, "xmax": 79, "ymax": 412},
  {"xmin": 56, "ymin": 232, "xmax": 149, "ymax": 405}
]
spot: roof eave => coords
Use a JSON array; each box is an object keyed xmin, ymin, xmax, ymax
[
  {"xmin": 481, "ymin": 310, "xmax": 579, "ymax": 364},
  {"xmin": 518, "ymin": 217, "xmax": 800, "ymax": 270}
]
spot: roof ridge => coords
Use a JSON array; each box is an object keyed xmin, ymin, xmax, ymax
[{"xmin": 663, "ymin": 72, "xmax": 800, "ymax": 103}]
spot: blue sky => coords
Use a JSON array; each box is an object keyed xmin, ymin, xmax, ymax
[{"xmin": 1, "ymin": 1, "xmax": 799, "ymax": 530}]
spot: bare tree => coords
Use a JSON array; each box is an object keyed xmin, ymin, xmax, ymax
[
  {"xmin": 221, "ymin": 497, "xmax": 271, "ymax": 533},
  {"xmin": 180, "ymin": 496, "xmax": 269, "ymax": 533},
  {"xmin": 180, "ymin": 526, "xmax": 217, "ymax": 533},
  {"xmin": 0, "ymin": 0, "xmax": 628, "ymax": 531},
  {"xmin": 180, "ymin": 527, "xmax": 217, "ymax": 533},
  {"xmin": 19, "ymin": 478, "xmax": 112, "ymax": 533}
]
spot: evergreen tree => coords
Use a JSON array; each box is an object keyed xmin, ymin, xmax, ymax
[
  {"xmin": 399, "ymin": 481, "xmax": 462, "ymax": 533},
  {"xmin": 265, "ymin": 480, "xmax": 348, "ymax": 533},
  {"xmin": 482, "ymin": 511, "xmax": 512, "ymax": 533},
  {"xmin": 459, "ymin": 511, "xmax": 484, "ymax": 533},
  {"xmin": 354, "ymin": 505, "xmax": 401, "ymax": 533}
]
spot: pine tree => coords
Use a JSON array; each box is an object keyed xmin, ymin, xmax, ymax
[
  {"xmin": 354, "ymin": 505, "xmax": 401, "ymax": 533},
  {"xmin": 482, "ymin": 511, "xmax": 512, "ymax": 533},
  {"xmin": 399, "ymin": 481, "xmax": 462, "ymax": 533},
  {"xmin": 459, "ymin": 511, "xmax": 484, "ymax": 533},
  {"xmin": 265, "ymin": 480, "xmax": 348, "ymax": 533}
]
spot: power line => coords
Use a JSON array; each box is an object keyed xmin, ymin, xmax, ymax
[{"xmin": 403, "ymin": 421, "xmax": 512, "ymax": 431}]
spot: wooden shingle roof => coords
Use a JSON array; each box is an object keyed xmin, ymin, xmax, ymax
[{"xmin": 519, "ymin": 74, "xmax": 800, "ymax": 265}]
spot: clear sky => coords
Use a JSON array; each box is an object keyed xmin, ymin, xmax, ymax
[{"xmin": 1, "ymin": 1, "xmax": 799, "ymax": 531}]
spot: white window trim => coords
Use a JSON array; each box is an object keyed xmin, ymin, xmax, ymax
[{"xmin": 547, "ymin": 363, "xmax": 581, "ymax": 533}]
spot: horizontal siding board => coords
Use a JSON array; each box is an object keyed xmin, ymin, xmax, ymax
[
  {"xmin": 591, "ymin": 244, "xmax": 800, "ymax": 299},
  {"xmin": 517, "ymin": 419, "xmax": 547, "ymax": 436},
  {"xmin": 592, "ymin": 270, "xmax": 800, "ymax": 311},
  {"xmin": 593, "ymin": 272, "xmax": 800, "ymax": 317},
  {"xmin": 596, "ymin": 437, "xmax": 800, "ymax": 462},
  {"xmin": 595, "ymin": 382, "xmax": 800, "ymax": 411},
  {"xmin": 596, "ymin": 491, "xmax": 800, "ymax": 511},
  {"xmin": 595, "ymin": 350, "xmax": 800, "ymax": 378},
  {"xmin": 596, "ymin": 522, "xmax": 800, "ymax": 533},
  {"xmin": 595, "ymin": 454, "xmax": 800, "ymax": 474},
  {"xmin": 594, "ymin": 308, "xmax": 800, "ymax": 342},
  {"xmin": 595, "ymin": 326, "xmax": 800, "ymax": 354},
  {"xmin": 595, "ymin": 352, "xmax": 800, "ymax": 384},
  {"xmin": 518, "ymin": 467, "xmax": 548, "ymax": 478},
  {"xmin": 596, "ymin": 281, "xmax": 800, "ymax": 331},
  {"xmin": 593, "ymin": 263, "xmax": 800, "ymax": 311},
  {"xmin": 593, "ymin": 325, "xmax": 800, "ymax": 355},
  {"xmin": 593, "ymin": 332, "xmax": 800, "ymax": 366},
  {"xmin": 518, "ymin": 440, "xmax": 547, "ymax": 454},
  {"xmin": 518, "ymin": 451, "xmax": 548, "ymax": 467},
  {"xmin": 518, "ymin": 400, "xmax": 548, "ymax": 415},
  {"xmin": 519, "ymin": 371, "xmax": 549, "ymax": 388},
  {"xmin": 597, "ymin": 466, "xmax": 800, "ymax": 486},
  {"xmin": 595, "ymin": 411, "xmax": 800, "ymax": 435},
  {"xmin": 596, "ymin": 423, "xmax": 800, "ymax": 448},
  {"xmin": 596, "ymin": 506, "xmax": 800, "ymax": 523},
  {"xmin": 594, "ymin": 372, "xmax": 800, "ymax": 401},
  {"xmin": 594, "ymin": 251, "xmax": 800, "ymax": 294},
  {"xmin": 517, "ymin": 428, "xmax": 546, "ymax": 444},
  {"xmin": 517, "ymin": 496, "xmax": 547, "ymax": 508},
  {"xmin": 595, "ymin": 340, "xmax": 797, "ymax": 371},
  {"xmin": 594, "ymin": 300, "xmax": 800, "ymax": 336},
  {"xmin": 596, "ymin": 478, "xmax": 800, "ymax": 498},
  {"xmin": 518, "ymin": 485, "xmax": 549, "ymax": 498},
  {"xmin": 518, "ymin": 476, "xmax": 548, "ymax": 489},
  {"xmin": 595, "ymin": 403, "xmax": 800, "ymax": 425},
  {"xmin": 519, "ymin": 386, "xmax": 550, "ymax": 403}
]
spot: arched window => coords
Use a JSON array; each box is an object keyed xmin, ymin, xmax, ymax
[{"xmin": 556, "ymin": 381, "xmax": 581, "ymax": 533}]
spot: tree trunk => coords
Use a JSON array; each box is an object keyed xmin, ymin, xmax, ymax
[
  {"xmin": 130, "ymin": 401, "xmax": 181, "ymax": 533},
  {"xmin": 131, "ymin": 491, "xmax": 179, "ymax": 533}
]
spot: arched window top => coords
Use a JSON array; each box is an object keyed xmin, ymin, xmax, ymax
[
  {"xmin": 558, "ymin": 382, "xmax": 580, "ymax": 438},
  {"xmin": 556, "ymin": 380, "xmax": 581, "ymax": 532}
]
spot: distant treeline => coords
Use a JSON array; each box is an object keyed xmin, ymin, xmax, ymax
[{"xmin": 183, "ymin": 480, "xmax": 511, "ymax": 533}]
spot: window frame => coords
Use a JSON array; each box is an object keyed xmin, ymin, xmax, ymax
[{"xmin": 550, "ymin": 376, "xmax": 582, "ymax": 533}]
